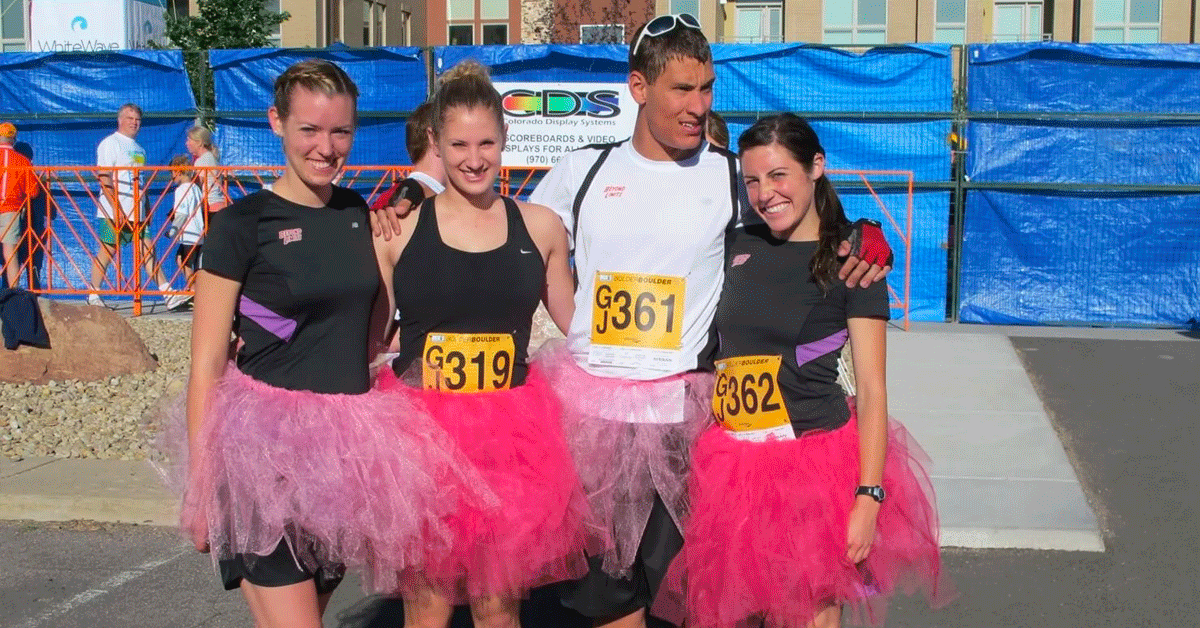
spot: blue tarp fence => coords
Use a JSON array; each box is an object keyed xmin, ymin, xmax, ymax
[
  {"xmin": 2, "ymin": 43, "xmax": 1197, "ymax": 326},
  {"xmin": 0, "ymin": 50, "xmax": 196, "ymax": 294},
  {"xmin": 962, "ymin": 43, "xmax": 1200, "ymax": 327}
]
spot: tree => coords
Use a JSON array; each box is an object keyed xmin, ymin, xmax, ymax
[{"xmin": 156, "ymin": 0, "xmax": 290, "ymax": 113}]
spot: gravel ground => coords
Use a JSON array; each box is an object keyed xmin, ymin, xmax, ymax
[{"xmin": 1, "ymin": 317, "xmax": 191, "ymax": 462}]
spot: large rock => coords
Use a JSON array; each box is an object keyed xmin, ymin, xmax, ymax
[{"xmin": 0, "ymin": 301, "xmax": 158, "ymax": 384}]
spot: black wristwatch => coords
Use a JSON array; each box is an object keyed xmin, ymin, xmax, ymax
[{"xmin": 855, "ymin": 485, "xmax": 886, "ymax": 503}]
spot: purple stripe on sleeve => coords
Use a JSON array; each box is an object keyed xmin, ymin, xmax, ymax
[
  {"xmin": 238, "ymin": 296, "xmax": 297, "ymax": 342},
  {"xmin": 795, "ymin": 329, "xmax": 849, "ymax": 367}
]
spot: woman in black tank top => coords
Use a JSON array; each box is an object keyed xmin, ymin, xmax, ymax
[{"xmin": 373, "ymin": 60, "xmax": 596, "ymax": 625}]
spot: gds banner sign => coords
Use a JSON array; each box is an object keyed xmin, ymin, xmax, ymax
[{"xmin": 495, "ymin": 82, "xmax": 638, "ymax": 168}]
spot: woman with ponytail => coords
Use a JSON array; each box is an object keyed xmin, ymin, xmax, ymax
[
  {"xmin": 185, "ymin": 125, "xmax": 227, "ymax": 212},
  {"xmin": 659, "ymin": 114, "xmax": 950, "ymax": 628},
  {"xmin": 372, "ymin": 60, "xmax": 596, "ymax": 628}
]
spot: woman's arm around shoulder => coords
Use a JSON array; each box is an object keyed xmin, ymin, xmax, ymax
[{"xmin": 518, "ymin": 200, "xmax": 574, "ymax": 335}]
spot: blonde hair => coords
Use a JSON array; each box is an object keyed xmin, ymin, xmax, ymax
[
  {"xmin": 431, "ymin": 60, "xmax": 503, "ymax": 137},
  {"xmin": 273, "ymin": 59, "xmax": 359, "ymax": 121},
  {"xmin": 186, "ymin": 125, "xmax": 220, "ymax": 160}
]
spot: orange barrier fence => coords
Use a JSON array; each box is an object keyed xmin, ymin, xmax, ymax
[{"xmin": 1, "ymin": 165, "xmax": 911, "ymax": 326}]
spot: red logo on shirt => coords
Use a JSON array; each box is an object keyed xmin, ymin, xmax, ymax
[
  {"xmin": 603, "ymin": 185, "xmax": 625, "ymax": 198},
  {"xmin": 731, "ymin": 253, "xmax": 751, "ymax": 267},
  {"xmin": 278, "ymin": 228, "xmax": 302, "ymax": 245}
]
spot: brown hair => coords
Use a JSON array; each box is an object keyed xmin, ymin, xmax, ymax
[
  {"xmin": 738, "ymin": 114, "xmax": 848, "ymax": 289},
  {"xmin": 406, "ymin": 101, "xmax": 436, "ymax": 163},
  {"xmin": 118, "ymin": 103, "xmax": 143, "ymax": 118},
  {"xmin": 628, "ymin": 19, "xmax": 711, "ymax": 85},
  {"xmin": 272, "ymin": 59, "xmax": 359, "ymax": 121},
  {"xmin": 430, "ymin": 60, "xmax": 503, "ymax": 137},
  {"xmin": 706, "ymin": 111, "xmax": 729, "ymax": 149}
]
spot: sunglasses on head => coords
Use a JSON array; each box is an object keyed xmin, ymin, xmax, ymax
[{"xmin": 631, "ymin": 13, "xmax": 701, "ymax": 57}]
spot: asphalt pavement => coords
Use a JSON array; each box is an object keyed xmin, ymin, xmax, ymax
[{"xmin": 1, "ymin": 326, "xmax": 1196, "ymax": 627}]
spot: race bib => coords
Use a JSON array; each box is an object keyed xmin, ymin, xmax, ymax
[
  {"xmin": 422, "ymin": 333, "xmax": 515, "ymax": 393},
  {"xmin": 588, "ymin": 272, "xmax": 685, "ymax": 371},
  {"xmin": 712, "ymin": 355, "xmax": 795, "ymax": 442}
]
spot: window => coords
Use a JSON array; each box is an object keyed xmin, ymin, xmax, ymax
[
  {"xmin": 1094, "ymin": 0, "xmax": 1160, "ymax": 42},
  {"xmin": 448, "ymin": 24, "xmax": 473, "ymax": 45},
  {"xmin": 400, "ymin": 9, "xmax": 411, "ymax": 46},
  {"xmin": 481, "ymin": 0, "xmax": 508, "ymax": 20},
  {"xmin": 482, "ymin": 23, "xmax": 507, "ymax": 44},
  {"xmin": 265, "ymin": 0, "xmax": 282, "ymax": 47},
  {"xmin": 363, "ymin": 0, "xmax": 385, "ymax": 46},
  {"xmin": 735, "ymin": 2, "xmax": 783, "ymax": 43},
  {"xmin": 823, "ymin": 0, "xmax": 887, "ymax": 45},
  {"xmin": 2, "ymin": 0, "xmax": 26, "ymax": 52},
  {"xmin": 325, "ymin": 0, "xmax": 341, "ymax": 45},
  {"xmin": 581, "ymin": 24, "xmax": 624, "ymax": 44},
  {"xmin": 993, "ymin": 0, "xmax": 1042, "ymax": 42},
  {"xmin": 671, "ymin": 0, "xmax": 700, "ymax": 16},
  {"xmin": 934, "ymin": 0, "xmax": 966, "ymax": 44}
]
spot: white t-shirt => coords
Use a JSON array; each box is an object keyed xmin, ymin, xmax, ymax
[
  {"xmin": 96, "ymin": 131, "xmax": 147, "ymax": 220},
  {"xmin": 171, "ymin": 181, "xmax": 204, "ymax": 245},
  {"xmin": 193, "ymin": 151, "xmax": 224, "ymax": 206},
  {"xmin": 530, "ymin": 140, "xmax": 744, "ymax": 380}
]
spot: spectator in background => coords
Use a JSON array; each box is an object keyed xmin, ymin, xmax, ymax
[
  {"xmin": 705, "ymin": 110, "xmax": 729, "ymax": 149},
  {"xmin": 185, "ymin": 125, "xmax": 227, "ymax": 212},
  {"xmin": 0, "ymin": 122, "xmax": 40, "ymax": 289},
  {"xmin": 167, "ymin": 155, "xmax": 204, "ymax": 290},
  {"xmin": 88, "ymin": 103, "xmax": 184, "ymax": 309},
  {"xmin": 369, "ymin": 101, "xmax": 445, "ymax": 212}
]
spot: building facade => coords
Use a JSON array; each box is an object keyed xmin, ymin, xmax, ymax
[
  {"xmin": 3, "ymin": 0, "xmax": 1192, "ymax": 51},
  {"xmin": 533, "ymin": 0, "xmax": 1200, "ymax": 45}
]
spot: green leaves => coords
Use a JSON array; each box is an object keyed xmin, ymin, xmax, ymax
[{"xmin": 154, "ymin": 0, "xmax": 291, "ymax": 111}]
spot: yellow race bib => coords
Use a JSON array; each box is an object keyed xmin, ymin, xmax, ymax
[
  {"xmin": 588, "ymin": 272, "xmax": 685, "ymax": 370},
  {"xmin": 712, "ymin": 355, "xmax": 792, "ymax": 437},
  {"xmin": 422, "ymin": 333, "xmax": 516, "ymax": 393}
]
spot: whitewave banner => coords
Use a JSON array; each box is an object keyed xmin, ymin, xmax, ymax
[
  {"xmin": 31, "ymin": 0, "xmax": 125, "ymax": 52},
  {"xmin": 495, "ymin": 82, "xmax": 639, "ymax": 168}
]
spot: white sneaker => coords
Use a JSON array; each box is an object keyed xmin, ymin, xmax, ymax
[
  {"xmin": 161, "ymin": 283, "xmax": 187, "ymax": 311},
  {"xmin": 87, "ymin": 293, "xmax": 106, "ymax": 308}
]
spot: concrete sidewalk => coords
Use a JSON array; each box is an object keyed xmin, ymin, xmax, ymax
[{"xmin": 2, "ymin": 324, "xmax": 1147, "ymax": 551}]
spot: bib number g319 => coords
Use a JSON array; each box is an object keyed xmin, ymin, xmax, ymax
[{"xmin": 422, "ymin": 333, "xmax": 515, "ymax": 393}]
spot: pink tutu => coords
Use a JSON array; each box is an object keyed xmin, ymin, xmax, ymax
[
  {"xmin": 534, "ymin": 340, "xmax": 714, "ymax": 577},
  {"xmin": 655, "ymin": 399, "xmax": 952, "ymax": 628},
  {"xmin": 375, "ymin": 365, "xmax": 598, "ymax": 602},
  {"xmin": 153, "ymin": 365, "xmax": 485, "ymax": 592}
]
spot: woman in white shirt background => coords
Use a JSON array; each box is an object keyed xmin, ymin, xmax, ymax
[{"xmin": 185, "ymin": 126, "xmax": 227, "ymax": 213}]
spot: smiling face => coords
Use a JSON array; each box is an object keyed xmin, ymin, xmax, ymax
[
  {"xmin": 117, "ymin": 107, "xmax": 141, "ymax": 139},
  {"xmin": 432, "ymin": 104, "xmax": 504, "ymax": 201},
  {"xmin": 268, "ymin": 86, "xmax": 356, "ymax": 196},
  {"xmin": 740, "ymin": 142, "xmax": 825, "ymax": 241},
  {"xmin": 630, "ymin": 55, "xmax": 714, "ymax": 162}
]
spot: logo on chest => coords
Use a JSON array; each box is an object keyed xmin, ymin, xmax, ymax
[
  {"xmin": 603, "ymin": 185, "xmax": 625, "ymax": 199},
  {"xmin": 278, "ymin": 228, "xmax": 303, "ymax": 245},
  {"xmin": 731, "ymin": 253, "xmax": 751, "ymax": 267}
]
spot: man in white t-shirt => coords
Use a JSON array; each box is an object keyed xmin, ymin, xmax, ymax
[{"xmin": 88, "ymin": 103, "xmax": 181, "ymax": 309}]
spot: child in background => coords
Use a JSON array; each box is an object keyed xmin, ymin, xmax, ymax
[{"xmin": 168, "ymin": 154, "xmax": 204, "ymax": 288}]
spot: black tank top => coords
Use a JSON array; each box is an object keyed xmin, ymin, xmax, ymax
[{"xmin": 391, "ymin": 195, "xmax": 544, "ymax": 387}]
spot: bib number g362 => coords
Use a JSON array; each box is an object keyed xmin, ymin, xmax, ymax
[{"xmin": 712, "ymin": 355, "xmax": 790, "ymax": 431}]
